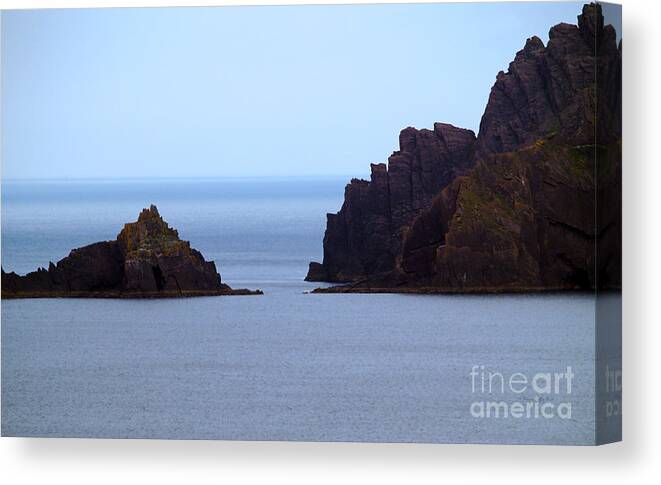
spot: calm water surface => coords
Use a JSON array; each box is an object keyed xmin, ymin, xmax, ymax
[{"xmin": 1, "ymin": 179, "xmax": 597, "ymax": 443}]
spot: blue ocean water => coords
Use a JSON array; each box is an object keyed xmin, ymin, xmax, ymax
[{"xmin": 1, "ymin": 179, "xmax": 597, "ymax": 443}]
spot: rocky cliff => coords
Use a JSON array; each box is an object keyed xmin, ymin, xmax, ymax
[
  {"xmin": 306, "ymin": 123, "xmax": 476, "ymax": 282},
  {"xmin": 309, "ymin": 3, "xmax": 621, "ymax": 293},
  {"xmin": 2, "ymin": 205, "xmax": 261, "ymax": 298}
]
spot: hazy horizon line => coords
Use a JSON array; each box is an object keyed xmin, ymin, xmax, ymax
[{"xmin": 0, "ymin": 173, "xmax": 369, "ymax": 183}]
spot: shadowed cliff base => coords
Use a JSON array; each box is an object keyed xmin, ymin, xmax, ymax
[
  {"xmin": 1, "ymin": 205, "xmax": 262, "ymax": 299},
  {"xmin": 311, "ymin": 285, "xmax": 604, "ymax": 295},
  {"xmin": 307, "ymin": 3, "xmax": 621, "ymax": 295}
]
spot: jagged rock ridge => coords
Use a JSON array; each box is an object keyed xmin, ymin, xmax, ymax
[
  {"xmin": 309, "ymin": 3, "xmax": 621, "ymax": 293},
  {"xmin": 307, "ymin": 122, "xmax": 476, "ymax": 282},
  {"xmin": 2, "ymin": 205, "xmax": 262, "ymax": 298}
]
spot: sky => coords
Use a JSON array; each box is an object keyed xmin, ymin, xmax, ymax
[{"xmin": 1, "ymin": 2, "xmax": 593, "ymax": 180}]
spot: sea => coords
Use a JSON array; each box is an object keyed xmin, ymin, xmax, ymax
[{"xmin": 1, "ymin": 178, "xmax": 601, "ymax": 444}]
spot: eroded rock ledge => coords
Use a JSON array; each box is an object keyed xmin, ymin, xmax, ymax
[{"xmin": 1, "ymin": 205, "xmax": 262, "ymax": 298}]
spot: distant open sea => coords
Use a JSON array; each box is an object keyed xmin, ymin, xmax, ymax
[{"xmin": 1, "ymin": 178, "xmax": 598, "ymax": 444}]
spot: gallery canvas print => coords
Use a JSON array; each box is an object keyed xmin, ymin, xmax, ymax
[{"xmin": 1, "ymin": 1, "xmax": 621, "ymax": 445}]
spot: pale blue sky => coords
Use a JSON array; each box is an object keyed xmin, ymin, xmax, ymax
[{"xmin": 1, "ymin": 2, "xmax": 588, "ymax": 180}]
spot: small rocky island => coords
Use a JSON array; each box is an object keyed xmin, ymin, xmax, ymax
[{"xmin": 1, "ymin": 205, "xmax": 262, "ymax": 298}]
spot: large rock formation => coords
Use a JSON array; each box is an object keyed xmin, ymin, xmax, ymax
[
  {"xmin": 310, "ymin": 3, "xmax": 621, "ymax": 293},
  {"xmin": 307, "ymin": 123, "xmax": 476, "ymax": 282},
  {"xmin": 2, "ymin": 205, "xmax": 261, "ymax": 298}
]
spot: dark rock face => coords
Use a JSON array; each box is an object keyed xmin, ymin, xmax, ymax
[
  {"xmin": 400, "ymin": 142, "xmax": 605, "ymax": 290},
  {"xmin": 116, "ymin": 205, "xmax": 226, "ymax": 293},
  {"xmin": 2, "ymin": 205, "xmax": 261, "ymax": 298},
  {"xmin": 310, "ymin": 3, "xmax": 621, "ymax": 292},
  {"xmin": 307, "ymin": 123, "xmax": 476, "ymax": 282}
]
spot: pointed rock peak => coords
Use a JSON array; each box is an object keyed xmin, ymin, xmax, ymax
[
  {"xmin": 138, "ymin": 204, "xmax": 162, "ymax": 222},
  {"xmin": 515, "ymin": 35, "xmax": 545, "ymax": 61},
  {"xmin": 524, "ymin": 35, "xmax": 545, "ymax": 52},
  {"xmin": 370, "ymin": 163, "xmax": 388, "ymax": 182},
  {"xmin": 117, "ymin": 205, "xmax": 180, "ymax": 252},
  {"xmin": 370, "ymin": 163, "xmax": 387, "ymax": 174},
  {"xmin": 578, "ymin": 2, "xmax": 604, "ymax": 45},
  {"xmin": 399, "ymin": 126, "xmax": 419, "ymax": 153}
]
